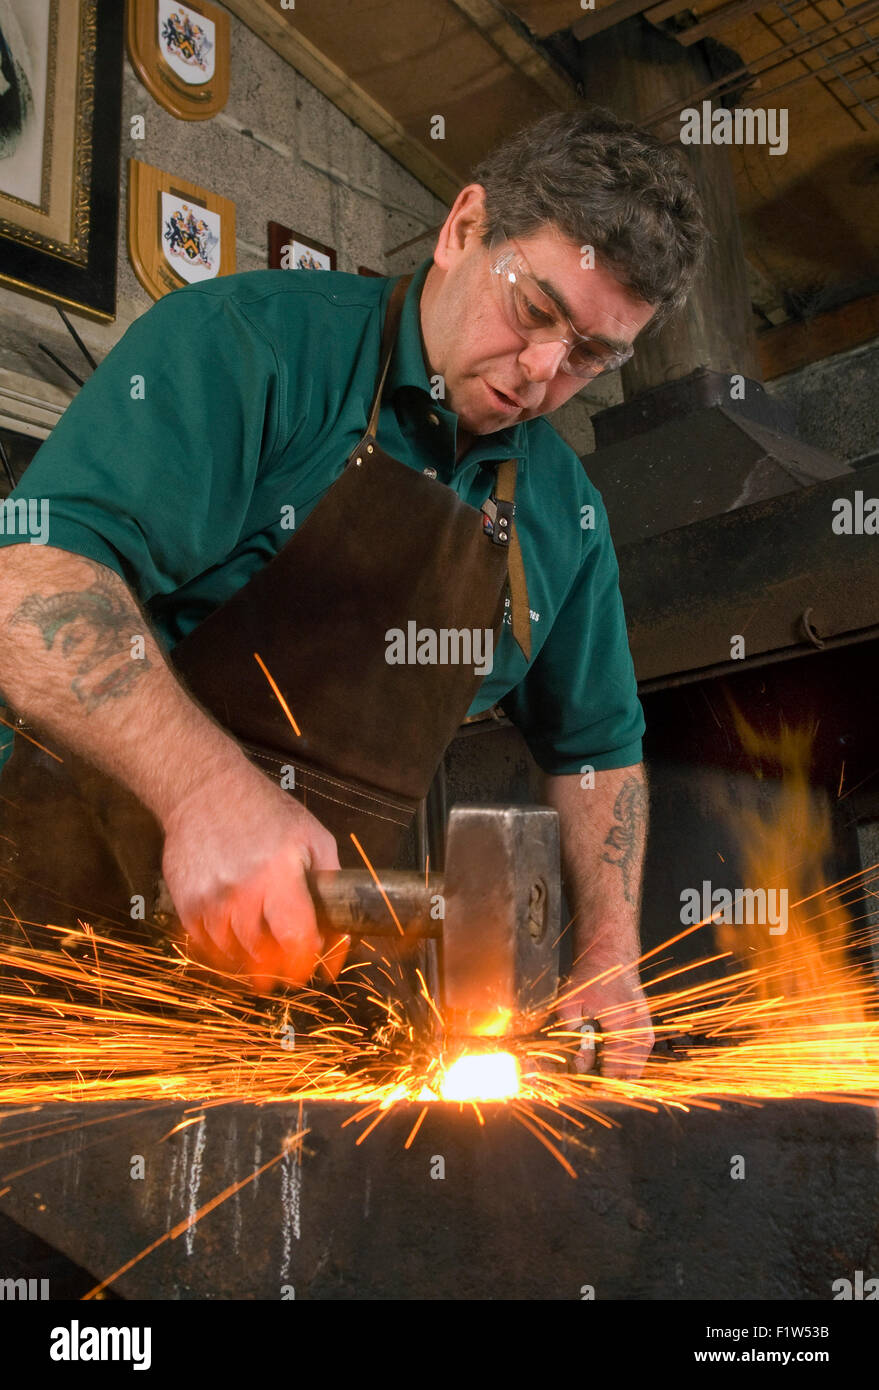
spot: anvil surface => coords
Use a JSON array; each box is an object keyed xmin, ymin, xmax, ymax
[{"xmin": 1, "ymin": 1100, "xmax": 877, "ymax": 1300}]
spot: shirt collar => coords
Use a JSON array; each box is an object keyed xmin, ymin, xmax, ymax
[{"xmin": 386, "ymin": 257, "xmax": 527, "ymax": 471}]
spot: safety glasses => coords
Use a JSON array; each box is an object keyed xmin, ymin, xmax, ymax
[{"xmin": 488, "ymin": 231, "xmax": 635, "ymax": 380}]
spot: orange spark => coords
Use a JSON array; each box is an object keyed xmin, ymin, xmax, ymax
[
  {"xmin": 252, "ymin": 652, "xmax": 301, "ymax": 736},
  {"xmin": 349, "ymin": 833, "xmax": 405, "ymax": 935},
  {"xmin": 0, "ymin": 712, "xmax": 62, "ymax": 762}
]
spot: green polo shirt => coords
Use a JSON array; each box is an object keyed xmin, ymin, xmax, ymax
[{"xmin": 0, "ymin": 258, "xmax": 643, "ymax": 776}]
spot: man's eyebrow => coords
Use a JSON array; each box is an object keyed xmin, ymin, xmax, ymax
[{"xmin": 532, "ymin": 273, "xmax": 632, "ymax": 356}]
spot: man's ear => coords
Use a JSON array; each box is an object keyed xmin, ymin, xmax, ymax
[{"xmin": 434, "ymin": 184, "xmax": 488, "ymax": 271}]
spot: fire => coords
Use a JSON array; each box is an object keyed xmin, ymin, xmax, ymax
[
  {"xmin": 714, "ymin": 712, "xmax": 870, "ymax": 1040},
  {"xmin": 439, "ymin": 1050, "xmax": 521, "ymax": 1101}
]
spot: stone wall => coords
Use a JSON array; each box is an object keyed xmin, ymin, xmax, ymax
[
  {"xmin": 0, "ymin": 2, "xmax": 601, "ymax": 455},
  {"xmin": 0, "ymin": 4, "xmax": 443, "ymax": 416}
]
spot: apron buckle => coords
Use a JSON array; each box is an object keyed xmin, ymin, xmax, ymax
[{"xmin": 481, "ymin": 495, "xmax": 515, "ymax": 546}]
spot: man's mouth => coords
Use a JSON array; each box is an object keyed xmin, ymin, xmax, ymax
[{"xmin": 484, "ymin": 381, "xmax": 523, "ymax": 415}]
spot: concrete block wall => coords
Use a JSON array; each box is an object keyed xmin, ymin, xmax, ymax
[
  {"xmin": 0, "ymin": 4, "xmax": 444, "ymax": 402},
  {"xmin": 0, "ymin": 1, "xmax": 602, "ymax": 456}
]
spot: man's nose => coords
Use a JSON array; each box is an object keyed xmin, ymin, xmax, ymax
[{"xmin": 518, "ymin": 338, "xmax": 568, "ymax": 381}]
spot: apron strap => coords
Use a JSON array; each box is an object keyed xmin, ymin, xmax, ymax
[
  {"xmin": 365, "ymin": 274, "xmax": 412, "ymax": 440},
  {"xmin": 364, "ymin": 275, "xmax": 532, "ymax": 663},
  {"xmin": 495, "ymin": 457, "xmax": 532, "ymax": 662}
]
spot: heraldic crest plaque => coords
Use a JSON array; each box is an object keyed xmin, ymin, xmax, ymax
[
  {"xmin": 128, "ymin": 159, "xmax": 236, "ymax": 301},
  {"xmin": 127, "ymin": 0, "xmax": 229, "ymax": 120}
]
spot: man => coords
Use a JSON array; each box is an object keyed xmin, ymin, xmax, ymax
[{"xmin": 0, "ymin": 109, "xmax": 706, "ymax": 1078}]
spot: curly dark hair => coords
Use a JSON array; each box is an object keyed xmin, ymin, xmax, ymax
[{"xmin": 471, "ymin": 108, "xmax": 708, "ymax": 330}]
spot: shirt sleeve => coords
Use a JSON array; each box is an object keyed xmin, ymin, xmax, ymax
[
  {"xmin": 501, "ymin": 497, "xmax": 645, "ymax": 775},
  {"xmin": 0, "ymin": 284, "xmax": 284, "ymax": 602}
]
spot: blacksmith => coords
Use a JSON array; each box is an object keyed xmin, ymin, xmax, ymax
[{"xmin": 0, "ymin": 109, "xmax": 706, "ymax": 1077}]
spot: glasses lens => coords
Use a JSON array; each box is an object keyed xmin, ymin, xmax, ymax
[
  {"xmin": 508, "ymin": 277, "xmax": 563, "ymax": 335},
  {"xmin": 566, "ymin": 341, "xmax": 622, "ymax": 378}
]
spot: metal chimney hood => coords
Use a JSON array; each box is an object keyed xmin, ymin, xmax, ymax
[{"xmin": 586, "ymin": 368, "xmax": 874, "ymax": 692}]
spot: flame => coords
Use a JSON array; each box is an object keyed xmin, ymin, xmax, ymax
[
  {"xmin": 715, "ymin": 711, "xmax": 868, "ymax": 1040},
  {"xmin": 439, "ymin": 1051, "xmax": 521, "ymax": 1101},
  {"xmin": 469, "ymin": 1006, "xmax": 513, "ymax": 1038}
]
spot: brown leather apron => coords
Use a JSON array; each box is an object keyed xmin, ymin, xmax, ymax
[
  {"xmin": 171, "ymin": 273, "xmax": 531, "ymax": 869},
  {"xmin": 0, "ymin": 274, "xmax": 531, "ymax": 949}
]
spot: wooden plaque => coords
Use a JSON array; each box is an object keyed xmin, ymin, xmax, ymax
[
  {"xmin": 268, "ymin": 222, "xmax": 337, "ymax": 272},
  {"xmin": 127, "ymin": 0, "xmax": 229, "ymax": 121},
  {"xmin": 127, "ymin": 159, "xmax": 236, "ymax": 301}
]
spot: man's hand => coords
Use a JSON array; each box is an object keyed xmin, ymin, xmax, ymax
[
  {"xmin": 544, "ymin": 765, "xmax": 653, "ymax": 1080},
  {"xmin": 556, "ymin": 950, "xmax": 654, "ymax": 1080},
  {"xmin": 161, "ymin": 760, "xmax": 348, "ymax": 991},
  {"xmin": 0, "ymin": 548, "xmax": 348, "ymax": 992}
]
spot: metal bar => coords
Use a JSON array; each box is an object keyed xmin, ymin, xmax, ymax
[
  {"xmin": 57, "ymin": 308, "xmax": 97, "ymax": 372},
  {"xmin": 736, "ymin": 35, "xmax": 879, "ymax": 104},
  {"xmin": 0, "ymin": 434, "xmax": 17, "ymax": 492},
  {"xmin": 637, "ymin": 621, "xmax": 879, "ymax": 695},
  {"xmin": 750, "ymin": 4, "xmax": 854, "ymax": 125},
  {"xmin": 777, "ymin": 0, "xmax": 879, "ymax": 124},
  {"xmin": 642, "ymin": 0, "xmax": 879, "ymax": 127},
  {"xmin": 36, "ymin": 344, "xmax": 85, "ymax": 389}
]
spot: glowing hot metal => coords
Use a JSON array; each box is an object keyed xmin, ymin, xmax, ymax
[{"xmin": 440, "ymin": 1051, "xmax": 521, "ymax": 1101}]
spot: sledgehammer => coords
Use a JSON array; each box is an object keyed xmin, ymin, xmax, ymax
[{"xmin": 307, "ymin": 804, "xmax": 561, "ymax": 1038}]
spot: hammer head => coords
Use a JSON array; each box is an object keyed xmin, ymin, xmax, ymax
[{"xmin": 440, "ymin": 804, "xmax": 561, "ymax": 1039}]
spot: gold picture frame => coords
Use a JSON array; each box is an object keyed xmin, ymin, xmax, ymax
[
  {"xmin": 0, "ymin": 0, "xmax": 123, "ymax": 322},
  {"xmin": 127, "ymin": 0, "xmax": 230, "ymax": 121}
]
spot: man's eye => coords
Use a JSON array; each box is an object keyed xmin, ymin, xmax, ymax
[
  {"xmin": 514, "ymin": 288, "xmax": 554, "ymax": 327},
  {"xmin": 570, "ymin": 343, "xmax": 611, "ymax": 372}
]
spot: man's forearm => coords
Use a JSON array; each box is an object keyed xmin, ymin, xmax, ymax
[
  {"xmin": 544, "ymin": 763, "xmax": 648, "ymax": 970},
  {"xmin": 0, "ymin": 546, "xmax": 249, "ymax": 823}
]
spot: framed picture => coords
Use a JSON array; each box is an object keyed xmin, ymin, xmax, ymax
[
  {"xmin": 268, "ymin": 222, "xmax": 336, "ymax": 272},
  {"xmin": 0, "ymin": 0, "xmax": 123, "ymax": 322},
  {"xmin": 127, "ymin": 0, "xmax": 229, "ymax": 121},
  {"xmin": 127, "ymin": 158, "xmax": 236, "ymax": 301}
]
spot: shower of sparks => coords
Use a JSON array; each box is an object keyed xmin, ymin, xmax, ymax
[{"xmin": 0, "ymin": 714, "xmax": 878, "ymax": 1245}]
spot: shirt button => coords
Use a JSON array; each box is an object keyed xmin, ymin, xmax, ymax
[
  {"xmin": 427, "ymin": 412, "xmax": 440, "ymax": 427},
  {"xmin": 423, "ymin": 466, "xmax": 437, "ymax": 479}
]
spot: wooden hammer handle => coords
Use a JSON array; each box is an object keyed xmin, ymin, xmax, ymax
[{"xmin": 307, "ymin": 870, "xmax": 445, "ymax": 938}]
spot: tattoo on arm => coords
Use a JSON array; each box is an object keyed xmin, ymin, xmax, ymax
[
  {"xmin": 9, "ymin": 561, "xmax": 152, "ymax": 713},
  {"xmin": 600, "ymin": 774, "xmax": 647, "ymax": 906}
]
